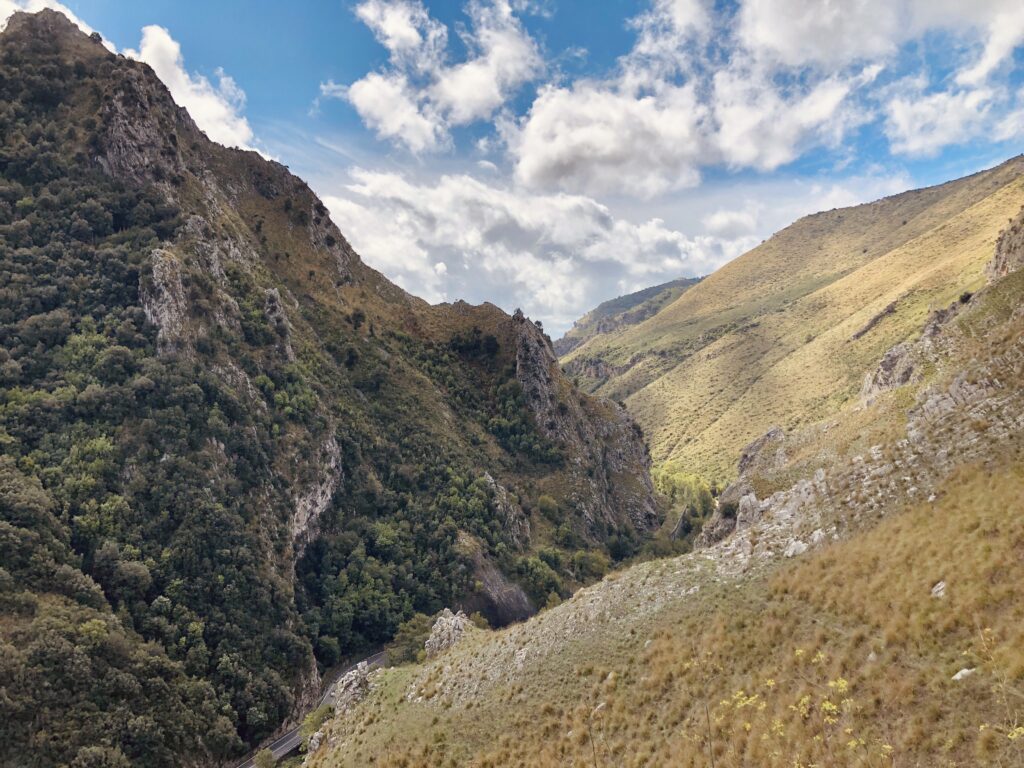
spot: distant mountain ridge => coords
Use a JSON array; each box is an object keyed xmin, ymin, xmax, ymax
[
  {"xmin": 561, "ymin": 155, "xmax": 1024, "ymax": 481},
  {"xmin": 553, "ymin": 277, "xmax": 701, "ymax": 356}
]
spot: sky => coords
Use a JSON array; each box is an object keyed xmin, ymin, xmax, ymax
[{"xmin": 3, "ymin": 1, "xmax": 1024, "ymax": 335}]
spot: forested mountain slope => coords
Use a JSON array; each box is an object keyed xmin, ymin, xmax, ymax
[
  {"xmin": 563, "ymin": 157, "xmax": 1024, "ymax": 482},
  {"xmin": 0, "ymin": 11, "xmax": 657, "ymax": 766}
]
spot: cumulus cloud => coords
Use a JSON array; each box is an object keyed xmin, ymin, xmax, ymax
[
  {"xmin": 710, "ymin": 63, "xmax": 879, "ymax": 171},
  {"xmin": 737, "ymin": 0, "xmax": 1024, "ymax": 70},
  {"xmin": 502, "ymin": 0, "xmax": 1024, "ymax": 197},
  {"xmin": 323, "ymin": 0, "xmax": 542, "ymax": 153},
  {"xmin": 355, "ymin": 0, "xmax": 447, "ymax": 70},
  {"xmin": 125, "ymin": 25, "xmax": 256, "ymax": 150},
  {"xmin": 509, "ymin": 81, "xmax": 707, "ymax": 197},
  {"xmin": 702, "ymin": 206, "xmax": 760, "ymax": 239},
  {"xmin": 885, "ymin": 86, "xmax": 994, "ymax": 156},
  {"xmin": 323, "ymin": 169, "xmax": 749, "ymax": 331},
  {"xmin": 995, "ymin": 89, "xmax": 1024, "ymax": 141},
  {"xmin": 341, "ymin": 73, "xmax": 446, "ymax": 152},
  {"xmin": 737, "ymin": 0, "xmax": 903, "ymax": 67}
]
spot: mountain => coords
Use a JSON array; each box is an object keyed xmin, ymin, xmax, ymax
[
  {"xmin": 307, "ymin": 197, "xmax": 1024, "ymax": 768},
  {"xmin": 0, "ymin": 11, "xmax": 657, "ymax": 766},
  {"xmin": 552, "ymin": 277, "xmax": 701, "ymax": 357},
  {"xmin": 561, "ymin": 157, "xmax": 1024, "ymax": 483}
]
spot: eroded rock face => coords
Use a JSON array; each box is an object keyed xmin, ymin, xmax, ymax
[
  {"xmin": 96, "ymin": 60, "xmax": 196, "ymax": 188},
  {"xmin": 264, "ymin": 287, "xmax": 296, "ymax": 362},
  {"xmin": 481, "ymin": 473, "xmax": 530, "ymax": 550},
  {"xmin": 330, "ymin": 662, "xmax": 373, "ymax": 713},
  {"xmin": 292, "ymin": 435, "xmax": 343, "ymax": 557},
  {"xmin": 140, "ymin": 249, "xmax": 190, "ymax": 354},
  {"xmin": 986, "ymin": 205, "xmax": 1024, "ymax": 282},
  {"xmin": 860, "ymin": 343, "xmax": 917, "ymax": 407},
  {"xmin": 737, "ymin": 426, "xmax": 785, "ymax": 476},
  {"xmin": 457, "ymin": 533, "xmax": 534, "ymax": 626},
  {"xmin": 511, "ymin": 310, "xmax": 659, "ymax": 534},
  {"xmin": 425, "ymin": 609, "xmax": 474, "ymax": 658}
]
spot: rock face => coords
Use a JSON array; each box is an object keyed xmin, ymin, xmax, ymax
[
  {"xmin": 860, "ymin": 342, "xmax": 917, "ymax": 407},
  {"xmin": 737, "ymin": 426, "xmax": 786, "ymax": 476},
  {"xmin": 139, "ymin": 249, "xmax": 190, "ymax": 354},
  {"xmin": 986, "ymin": 205, "xmax": 1024, "ymax": 281},
  {"xmin": 457, "ymin": 533, "xmax": 534, "ymax": 626},
  {"xmin": 512, "ymin": 310, "xmax": 659, "ymax": 534},
  {"xmin": 425, "ymin": 609, "xmax": 474, "ymax": 658},
  {"xmin": 291, "ymin": 435, "xmax": 343, "ymax": 557},
  {"xmin": 329, "ymin": 662, "xmax": 373, "ymax": 713},
  {"xmin": 481, "ymin": 473, "xmax": 530, "ymax": 550}
]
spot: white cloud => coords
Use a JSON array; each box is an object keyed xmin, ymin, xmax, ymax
[
  {"xmin": 355, "ymin": 0, "xmax": 447, "ymax": 70},
  {"xmin": 428, "ymin": 1, "xmax": 542, "ymax": 125},
  {"xmin": 736, "ymin": 0, "xmax": 1024, "ymax": 70},
  {"xmin": 885, "ymin": 87, "xmax": 994, "ymax": 156},
  {"xmin": 323, "ymin": 169, "xmax": 746, "ymax": 331},
  {"xmin": 711, "ymin": 64, "xmax": 877, "ymax": 171},
  {"xmin": 702, "ymin": 206, "xmax": 759, "ymax": 238},
  {"xmin": 956, "ymin": 5, "xmax": 1024, "ymax": 86},
  {"xmin": 995, "ymin": 89, "xmax": 1024, "ymax": 141},
  {"xmin": 737, "ymin": 0, "xmax": 903, "ymax": 67},
  {"xmin": 125, "ymin": 25, "xmax": 256, "ymax": 150},
  {"xmin": 324, "ymin": 0, "xmax": 542, "ymax": 153},
  {"xmin": 510, "ymin": 80, "xmax": 707, "ymax": 197},
  {"xmin": 342, "ymin": 72, "xmax": 446, "ymax": 152}
]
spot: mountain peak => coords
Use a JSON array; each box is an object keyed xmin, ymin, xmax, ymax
[{"xmin": 2, "ymin": 8, "xmax": 107, "ymax": 55}]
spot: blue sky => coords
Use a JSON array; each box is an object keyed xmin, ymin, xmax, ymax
[{"xmin": 5, "ymin": 0, "xmax": 1024, "ymax": 334}]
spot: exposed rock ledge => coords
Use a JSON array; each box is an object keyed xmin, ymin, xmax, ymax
[
  {"xmin": 425, "ymin": 609, "xmax": 474, "ymax": 659},
  {"xmin": 292, "ymin": 434, "xmax": 342, "ymax": 556}
]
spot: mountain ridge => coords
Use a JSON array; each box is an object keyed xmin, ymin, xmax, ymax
[
  {"xmin": 562, "ymin": 153, "xmax": 1024, "ymax": 482},
  {"xmin": 553, "ymin": 277, "xmax": 702, "ymax": 357}
]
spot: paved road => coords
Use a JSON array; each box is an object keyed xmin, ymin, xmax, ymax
[{"xmin": 234, "ymin": 651, "xmax": 387, "ymax": 768}]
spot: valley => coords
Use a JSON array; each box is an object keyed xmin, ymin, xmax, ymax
[{"xmin": 1, "ymin": 6, "xmax": 1024, "ymax": 768}]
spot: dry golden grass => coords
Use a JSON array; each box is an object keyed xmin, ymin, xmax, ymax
[
  {"xmin": 310, "ymin": 460, "xmax": 1024, "ymax": 768},
  {"xmin": 564, "ymin": 157, "xmax": 1024, "ymax": 482}
]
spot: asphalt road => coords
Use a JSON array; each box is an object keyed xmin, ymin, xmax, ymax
[{"xmin": 233, "ymin": 651, "xmax": 387, "ymax": 768}]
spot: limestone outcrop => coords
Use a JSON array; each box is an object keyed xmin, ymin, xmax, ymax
[{"xmin": 425, "ymin": 609, "xmax": 474, "ymax": 659}]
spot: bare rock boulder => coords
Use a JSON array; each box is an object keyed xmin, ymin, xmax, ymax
[{"xmin": 425, "ymin": 608, "xmax": 474, "ymax": 659}]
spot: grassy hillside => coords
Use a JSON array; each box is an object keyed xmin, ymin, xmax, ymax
[
  {"xmin": 310, "ymin": 216, "xmax": 1024, "ymax": 768},
  {"xmin": 553, "ymin": 277, "xmax": 701, "ymax": 356},
  {"xmin": 312, "ymin": 462, "xmax": 1024, "ymax": 768},
  {"xmin": 563, "ymin": 158, "xmax": 1024, "ymax": 482}
]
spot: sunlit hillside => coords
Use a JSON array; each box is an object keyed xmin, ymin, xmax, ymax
[{"xmin": 563, "ymin": 157, "xmax": 1024, "ymax": 482}]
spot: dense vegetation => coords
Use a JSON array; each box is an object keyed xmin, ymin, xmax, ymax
[{"xmin": 0, "ymin": 34, "xmax": 299, "ymax": 764}]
